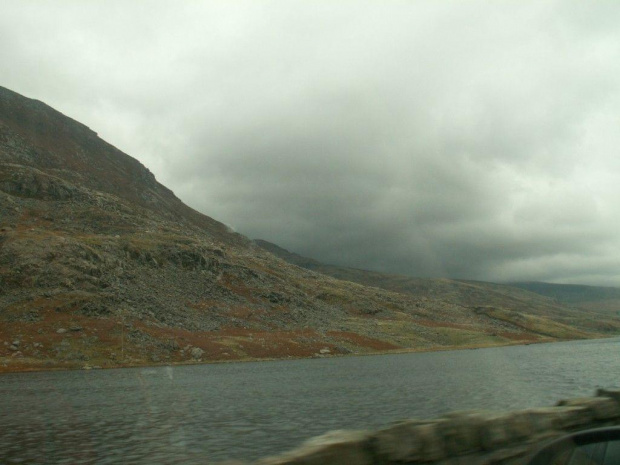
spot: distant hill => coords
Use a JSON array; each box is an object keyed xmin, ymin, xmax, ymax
[
  {"xmin": 255, "ymin": 239, "xmax": 620, "ymax": 337},
  {"xmin": 2, "ymin": 85, "xmax": 619, "ymax": 373},
  {"xmin": 509, "ymin": 282, "xmax": 620, "ymax": 315}
]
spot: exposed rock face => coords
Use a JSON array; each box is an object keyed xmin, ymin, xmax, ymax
[{"xmin": 1, "ymin": 85, "xmax": 619, "ymax": 371}]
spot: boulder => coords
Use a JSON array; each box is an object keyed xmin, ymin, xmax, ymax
[
  {"xmin": 557, "ymin": 397, "xmax": 620, "ymax": 420},
  {"xmin": 190, "ymin": 347, "xmax": 204, "ymax": 359},
  {"xmin": 371, "ymin": 420, "xmax": 429, "ymax": 462},
  {"xmin": 439, "ymin": 412, "xmax": 485, "ymax": 454},
  {"xmin": 598, "ymin": 389, "xmax": 620, "ymax": 406},
  {"xmin": 415, "ymin": 422, "xmax": 447, "ymax": 461},
  {"xmin": 526, "ymin": 406, "xmax": 593, "ymax": 431},
  {"xmin": 257, "ymin": 430, "xmax": 372, "ymax": 465},
  {"xmin": 479, "ymin": 415, "xmax": 510, "ymax": 450}
]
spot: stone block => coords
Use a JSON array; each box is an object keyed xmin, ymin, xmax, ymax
[
  {"xmin": 523, "ymin": 409, "xmax": 554, "ymax": 433},
  {"xmin": 415, "ymin": 422, "xmax": 447, "ymax": 461},
  {"xmin": 371, "ymin": 420, "xmax": 447, "ymax": 462},
  {"xmin": 476, "ymin": 410, "xmax": 534, "ymax": 450},
  {"xmin": 557, "ymin": 396, "xmax": 620, "ymax": 420},
  {"xmin": 257, "ymin": 430, "xmax": 372, "ymax": 465},
  {"xmin": 439, "ymin": 412, "xmax": 485, "ymax": 454},
  {"xmin": 597, "ymin": 389, "xmax": 620, "ymax": 408},
  {"xmin": 503, "ymin": 411, "xmax": 534, "ymax": 441},
  {"xmin": 479, "ymin": 415, "xmax": 510, "ymax": 450},
  {"xmin": 370, "ymin": 420, "xmax": 429, "ymax": 462},
  {"xmin": 526, "ymin": 406, "xmax": 593, "ymax": 431}
]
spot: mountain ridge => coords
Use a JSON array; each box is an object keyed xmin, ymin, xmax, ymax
[{"xmin": 0, "ymin": 85, "xmax": 247, "ymax": 247}]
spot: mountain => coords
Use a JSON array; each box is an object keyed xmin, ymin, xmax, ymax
[
  {"xmin": 0, "ymin": 86, "xmax": 245, "ymax": 247},
  {"xmin": 1, "ymin": 86, "xmax": 618, "ymax": 372}
]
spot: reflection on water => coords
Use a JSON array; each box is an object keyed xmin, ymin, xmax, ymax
[{"xmin": 1, "ymin": 337, "xmax": 619, "ymax": 464}]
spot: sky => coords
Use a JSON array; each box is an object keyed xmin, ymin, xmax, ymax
[{"xmin": 2, "ymin": 1, "xmax": 620, "ymax": 286}]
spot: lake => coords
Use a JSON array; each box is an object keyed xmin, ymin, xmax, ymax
[{"xmin": 1, "ymin": 337, "xmax": 619, "ymax": 464}]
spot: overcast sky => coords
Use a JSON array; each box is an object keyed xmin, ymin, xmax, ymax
[{"xmin": 2, "ymin": 1, "xmax": 620, "ymax": 285}]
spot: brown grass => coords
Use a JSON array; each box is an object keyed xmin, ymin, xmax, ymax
[{"xmin": 326, "ymin": 331, "xmax": 400, "ymax": 350}]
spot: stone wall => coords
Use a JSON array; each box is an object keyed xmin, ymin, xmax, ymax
[{"xmin": 228, "ymin": 389, "xmax": 620, "ymax": 465}]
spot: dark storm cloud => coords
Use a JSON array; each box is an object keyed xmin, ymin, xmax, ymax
[{"xmin": 2, "ymin": 1, "xmax": 620, "ymax": 285}]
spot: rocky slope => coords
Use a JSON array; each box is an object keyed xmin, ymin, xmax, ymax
[
  {"xmin": 509, "ymin": 282, "xmax": 620, "ymax": 315},
  {"xmin": 1, "ymin": 86, "xmax": 618, "ymax": 372},
  {"xmin": 255, "ymin": 240, "xmax": 620, "ymax": 338}
]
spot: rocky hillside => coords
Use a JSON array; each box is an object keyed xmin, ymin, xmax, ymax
[
  {"xmin": 509, "ymin": 282, "xmax": 620, "ymax": 315},
  {"xmin": 1, "ymin": 86, "xmax": 618, "ymax": 372},
  {"xmin": 255, "ymin": 240, "xmax": 620, "ymax": 338}
]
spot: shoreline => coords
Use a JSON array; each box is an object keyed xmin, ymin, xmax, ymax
[{"xmin": 3, "ymin": 333, "xmax": 617, "ymax": 375}]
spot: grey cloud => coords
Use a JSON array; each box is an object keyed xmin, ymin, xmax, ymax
[{"xmin": 2, "ymin": 1, "xmax": 620, "ymax": 285}]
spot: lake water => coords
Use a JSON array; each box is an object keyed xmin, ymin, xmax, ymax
[{"xmin": 1, "ymin": 337, "xmax": 619, "ymax": 464}]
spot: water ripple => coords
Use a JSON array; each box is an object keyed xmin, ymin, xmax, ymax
[{"xmin": 1, "ymin": 337, "xmax": 619, "ymax": 463}]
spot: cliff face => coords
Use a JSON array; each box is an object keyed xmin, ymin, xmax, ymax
[{"xmin": 1, "ymin": 86, "xmax": 618, "ymax": 372}]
